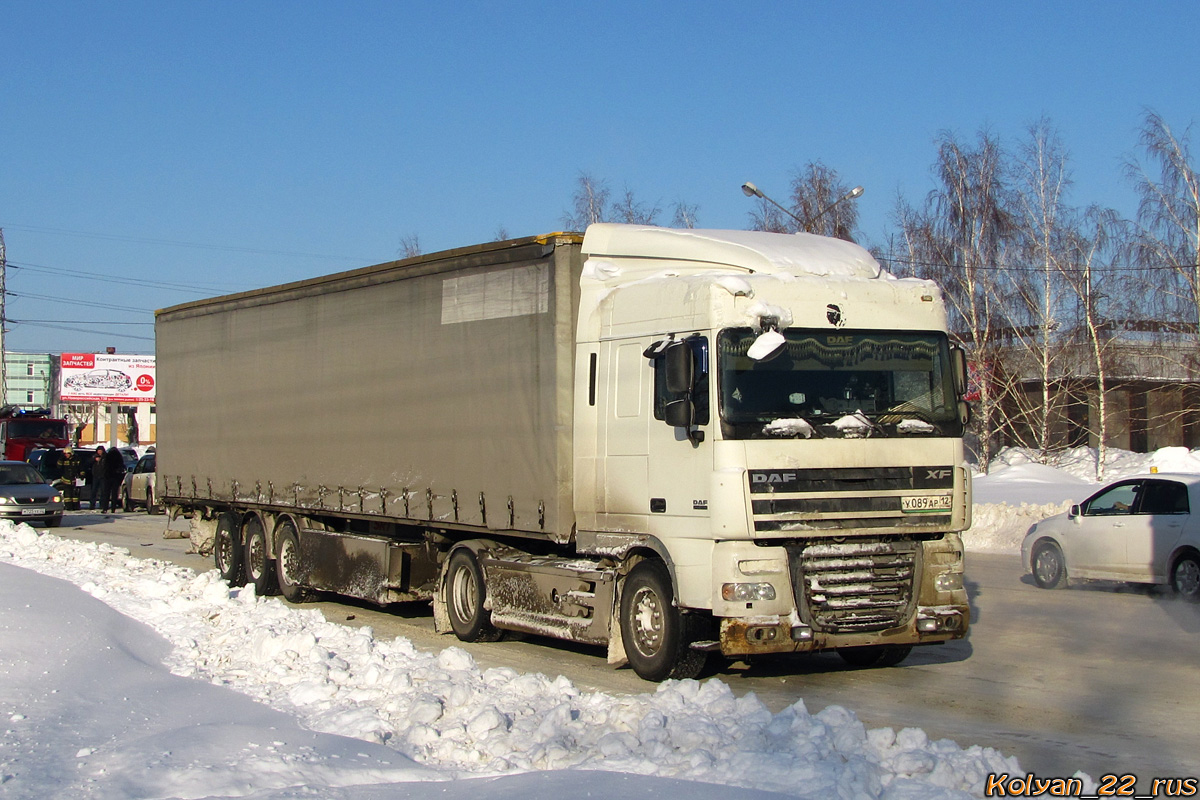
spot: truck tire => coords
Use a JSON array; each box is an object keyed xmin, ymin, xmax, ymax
[
  {"xmin": 446, "ymin": 549, "xmax": 502, "ymax": 642},
  {"xmin": 838, "ymin": 644, "xmax": 913, "ymax": 668},
  {"xmin": 214, "ymin": 513, "xmax": 245, "ymax": 587},
  {"xmin": 274, "ymin": 520, "xmax": 312, "ymax": 604},
  {"xmin": 619, "ymin": 559, "xmax": 707, "ymax": 682},
  {"xmin": 243, "ymin": 517, "xmax": 278, "ymax": 596}
]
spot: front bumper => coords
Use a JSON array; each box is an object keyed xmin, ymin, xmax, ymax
[
  {"xmin": 717, "ymin": 604, "xmax": 969, "ymax": 657},
  {"xmin": 0, "ymin": 502, "xmax": 64, "ymax": 525}
]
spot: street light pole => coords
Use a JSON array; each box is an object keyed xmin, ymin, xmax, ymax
[{"xmin": 741, "ymin": 182, "xmax": 864, "ymax": 232}]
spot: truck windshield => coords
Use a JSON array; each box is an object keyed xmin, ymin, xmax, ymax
[
  {"xmin": 717, "ymin": 328, "xmax": 961, "ymax": 439},
  {"xmin": 7, "ymin": 419, "xmax": 69, "ymax": 440}
]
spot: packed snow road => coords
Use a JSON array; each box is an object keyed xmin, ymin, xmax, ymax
[{"xmin": 53, "ymin": 509, "xmax": 1200, "ymax": 785}]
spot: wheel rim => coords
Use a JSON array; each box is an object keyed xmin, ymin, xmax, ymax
[
  {"xmin": 247, "ymin": 533, "xmax": 265, "ymax": 580},
  {"xmin": 1176, "ymin": 559, "xmax": 1200, "ymax": 596},
  {"xmin": 1035, "ymin": 547, "xmax": 1060, "ymax": 584},
  {"xmin": 215, "ymin": 533, "xmax": 233, "ymax": 573},
  {"xmin": 630, "ymin": 585, "xmax": 665, "ymax": 657},
  {"xmin": 279, "ymin": 536, "xmax": 300, "ymax": 587},
  {"xmin": 450, "ymin": 563, "xmax": 477, "ymax": 622}
]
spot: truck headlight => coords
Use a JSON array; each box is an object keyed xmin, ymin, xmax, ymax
[
  {"xmin": 935, "ymin": 571, "xmax": 964, "ymax": 592},
  {"xmin": 722, "ymin": 582, "xmax": 777, "ymax": 601}
]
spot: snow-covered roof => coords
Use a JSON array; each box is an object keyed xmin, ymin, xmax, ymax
[{"xmin": 581, "ymin": 223, "xmax": 882, "ymax": 279}]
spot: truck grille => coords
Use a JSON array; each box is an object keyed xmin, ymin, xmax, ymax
[
  {"xmin": 786, "ymin": 539, "xmax": 917, "ymax": 633},
  {"xmin": 748, "ymin": 466, "xmax": 954, "ymax": 534}
]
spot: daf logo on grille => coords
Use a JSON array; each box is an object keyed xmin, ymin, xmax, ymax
[
  {"xmin": 926, "ymin": 469, "xmax": 952, "ymax": 480},
  {"xmin": 752, "ymin": 472, "xmax": 796, "ymax": 484}
]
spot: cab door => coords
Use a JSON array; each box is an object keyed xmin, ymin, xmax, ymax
[{"xmin": 645, "ymin": 336, "xmax": 712, "ymax": 528}]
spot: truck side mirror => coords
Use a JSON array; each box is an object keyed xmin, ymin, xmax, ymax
[
  {"xmin": 664, "ymin": 398, "xmax": 694, "ymax": 428},
  {"xmin": 951, "ymin": 347, "xmax": 968, "ymax": 397},
  {"xmin": 665, "ymin": 342, "xmax": 694, "ymax": 394}
]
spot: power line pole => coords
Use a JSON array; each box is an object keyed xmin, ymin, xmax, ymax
[{"xmin": 0, "ymin": 228, "xmax": 6, "ymax": 406}]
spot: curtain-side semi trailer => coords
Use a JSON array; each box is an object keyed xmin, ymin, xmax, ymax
[{"xmin": 157, "ymin": 224, "xmax": 972, "ymax": 681}]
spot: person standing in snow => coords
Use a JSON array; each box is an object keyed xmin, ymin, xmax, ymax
[
  {"xmin": 90, "ymin": 446, "xmax": 106, "ymax": 511},
  {"xmin": 101, "ymin": 446, "xmax": 125, "ymax": 513}
]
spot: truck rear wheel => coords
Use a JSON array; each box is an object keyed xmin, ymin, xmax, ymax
[
  {"xmin": 213, "ymin": 513, "xmax": 245, "ymax": 587},
  {"xmin": 446, "ymin": 549, "xmax": 502, "ymax": 642},
  {"xmin": 243, "ymin": 517, "xmax": 278, "ymax": 596},
  {"xmin": 619, "ymin": 559, "xmax": 707, "ymax": 682},
  {"xmin": 274, "ymin": 520, "xmax": 312, "ymax": 604},
  {"xmin": 838, "ymin": 644, "xmax": 913, "ymax": 668}
]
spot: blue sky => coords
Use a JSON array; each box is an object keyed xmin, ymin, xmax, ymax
[{"xmin": 1, "ymin": 1, "xmax": 1196, "ymax": 355}]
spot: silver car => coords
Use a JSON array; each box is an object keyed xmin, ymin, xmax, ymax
[
  {"xmin": 121, "ymin": 452, "xmax": 160, "ymax": 513},
  {"xmin": 0, "ymin": 460, "xmax": 64, "ymax": 527},
  {"xmin": 1022, "ymin": 472, "xmax": 1200, "ymax": 599}
]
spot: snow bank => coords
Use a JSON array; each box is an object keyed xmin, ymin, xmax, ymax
[{"xmin": 0, "ymin": 522, "xmax": 1015, "ymax": 799}]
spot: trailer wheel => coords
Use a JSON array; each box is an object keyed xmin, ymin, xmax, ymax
[
  {"xmin": 446, "ymin": 549, "xmax": 502, "ymax": 642},
  {"xmin": 838, "ymin": 644, "xmax": 913, "ymax": 668},
  {"xmin": 619, "ymin": 559, "xmax": 707, "ymax": 682},
  {"xmin": 243, "ymin": 516, "xmax": 278, "ymax": 596},
  {"xmin": 274, "ymin": 520, "xmax": 312, "ymax": 604},
  {"xmin": 213, "ymin": 514, "xmax": 245, "ymax": 587}
]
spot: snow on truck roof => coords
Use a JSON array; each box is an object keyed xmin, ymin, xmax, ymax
[{"xmin": 581, "ymin": 223, "xmax": 883, "ymax": 279}]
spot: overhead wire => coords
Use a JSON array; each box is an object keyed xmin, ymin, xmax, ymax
[{"xmin": 0, "ymin": 222, "xmax": 374, "ymax": 263}]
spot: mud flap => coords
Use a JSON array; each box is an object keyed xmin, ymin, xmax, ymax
[
  {"xmin": 606, "ymin": 576, "xmax": 628, "ymax": 667},
  {"xmin": 432, "ymin": 558, "xmax": 452, "ymax": 634}
]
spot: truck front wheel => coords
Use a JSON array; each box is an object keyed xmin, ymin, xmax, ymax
[
  {"xmin": 213, "ymin": 514, "xmax": 245, "ymax": 587},
  {"xmin": 619, "ymin": 559, "xmax": 707, "ymax": 682},
  {"xmin": 446, "ymin": 549, "xmax": 503, "ymax": 642},
  {"xmin": 243, "ymin": 517, "xmax": 278, "ymax": 596}
]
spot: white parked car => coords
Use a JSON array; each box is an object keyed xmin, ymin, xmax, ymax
[
  {"xmin": 121, "ymin": 452, "xmax": 161, "ymax": 514},
  {"xmin": 1022, "ymin": 473, "xmax": 1200, "ymax": 599}
]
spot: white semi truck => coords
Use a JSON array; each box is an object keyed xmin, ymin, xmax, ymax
[{"xmin": 157, "ymin": 224, "xmax": 971, "ymax": 681}]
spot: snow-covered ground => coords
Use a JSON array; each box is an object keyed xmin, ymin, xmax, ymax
[{"xmin": 2, "ymin": 447, "xmax": 1198, "ymax": 799}]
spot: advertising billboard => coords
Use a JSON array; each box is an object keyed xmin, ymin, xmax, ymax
[{"xmin": 60, "ymin": 353, "xmax": 156, "ymax": 403}]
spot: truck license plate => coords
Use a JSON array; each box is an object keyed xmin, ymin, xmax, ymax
[
  {"xmin": 901, "ymin": 495, "xmax": 952, "ymax": 513},
  {"xmin": 20, "ymin": 507, "xmax": 44, "ymax": 515}
]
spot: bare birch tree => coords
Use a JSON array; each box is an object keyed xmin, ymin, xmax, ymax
[
  {"xmin": 1060, "ymin": 206, "xmax": 1125, "ymax": 479},
  {"xmin": 1003, "ymin": 119, "xmax": 1074, "ymax": 460},
  {"xmin": 611, "ymin": 187, "xmax": 661, "ymax": 225},
  {"xmin": 398, "ymin": 234, "xmax": 422, "ymax": 259},
  {"xmin": 672, "ymin": 200, "xmax": 700, "ymax": 228},
  {"xmin": 1126, "ymin": 111, "xmax": 1200, "ymax": 341},
  {"xmin": 895, "ymin": 130, "xmax": 1015, "ymax": 471},
  {"xmin": 562, "ymin": 172, "xmax": 612, "ymax": 230},
  {"xmin": 788, "ymin": 161, "xmax": 862, "ymax": 241}
]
